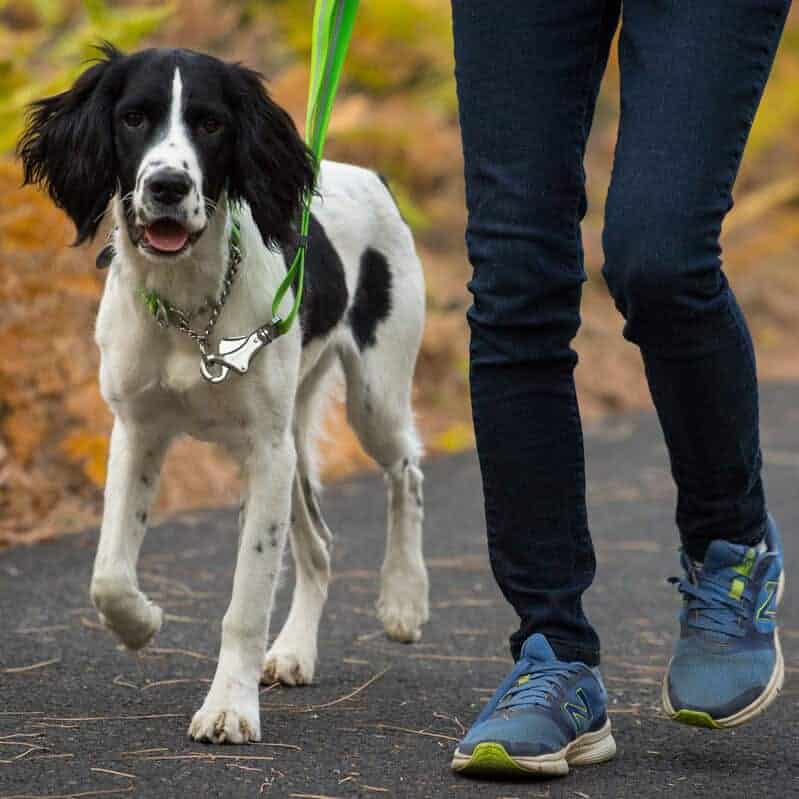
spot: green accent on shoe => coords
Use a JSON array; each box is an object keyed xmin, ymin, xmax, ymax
[
  {"xmin": 732, "ymin": 547, "xmax": 756, "ymax": 578},
  {"xmin": 729, "ymin": 577, "xmax": 745, "ymax": 600},
  {"xmin": 671, "ymin": 709, "xmax": 721, "ymax": 729},
  {"xmin": 461, "ymin": 742, "xmax": 528, "ymax": 775}
]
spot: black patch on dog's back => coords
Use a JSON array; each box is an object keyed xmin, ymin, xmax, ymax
[
  {"xmin": 284, "ymin": 213, "xmax": 348, "ymax": 346},
  {"xmin": 349, "ymin": 248, "xmax": 392, "ymax": 351}
]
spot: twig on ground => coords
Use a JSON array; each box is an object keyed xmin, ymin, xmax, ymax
[
  {"xmin": 111, "ymin": 676, "xmax": 139, "ymax": 691},
  {"xmin": 262, "ymin": 668, "xmax": 389, "ymax": 714},
  {"xmin": 0, "ymin": 733, "xmax": 45, "ymax": 741},
  {"xmin": 0, "ymin": 788, "xmax": 134, "ymax": 799},
  {"xmin": 41, "ymin": 714, "xmax": 184, "ymax": 723},
  {"xmin": 289, "ymin": 794, "xmax": 339, "ymax": 799},
  {"xmin": 252, "ymin": 743, "xmax": 302, "ymax": 751},
  {"xmin": 144, "ymin": 647, "xmax": 216, "ymax": 662},
  {"xmin": 118, "ymin": 748, "xmax": 168, "ymax": 757},
  {"xmin": 141, "ymin": 678, "xmax": 212, "ymax": 691},
  {"xmin": 162, "ymin": 614, "xmax": 204, "ymax": 623},
  {"xmin": 433, "ymin": 712, "xmax": 467, "ymax": 736},
  {"xmin": 433, "ymin": 598, "xmax": 496, "ymax": 608},
  {"xmin": 15, "ymin": 626, "xmax": 70, "ymax": 635},
  {"xmin": 0, "ymin": 712, "xmax": 44, "ymax": 717},
  {"xmin": 355, "ymin": 630, "xmax": 382, "ymax": 643},
  {"xmin": 28, "ymin": 753, "xmax": 75, "ymax": 761},
  {"xmin": 2, "ymin": 658, "xmax": 60, "ymax": 674},
  {"xmin": 370, "ymin": 723, "xmax": 459, "ymax": 742},
  {"xmin": 90, "ymin": 768, "xmax": 136, "ymax": 780},
  {"xmin": 134, "ymin": 754, "xmax": 275, "ymax": 763},
  {"xmin": 409, "ymin": 654, "xmax": 508, "ymax": 664},
  {"xmin": 28, "ymin": 723, "xmax": 80, "ymax": 730},
  {"xmin": 225, "ymin": 764, "xmax": 263, "ymax": 774}
]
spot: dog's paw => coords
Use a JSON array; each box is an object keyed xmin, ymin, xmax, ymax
[
  {"xmin": 189, "ymin": 704, "xmax": 261, "ymax": 744},
  {"xmin": 91, "ymin": 578, "xmax": 163, "ymax": 650},
  {"xmin": 262, "ymin": 648, "xmax": 316, "ymax": 686},
  {"xmin": 377, "ymin": 567, "xmax": 430, "ymax": 644}
]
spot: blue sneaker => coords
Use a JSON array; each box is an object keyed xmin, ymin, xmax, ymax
[
  {"xmin": 451, "ymin": 634, "xmax": 616, "ymax": 778},
  {"xmin": 663, "ymin": 515, "xmax": 785, "ymax": 729}
]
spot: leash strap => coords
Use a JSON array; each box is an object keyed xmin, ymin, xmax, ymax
[{"xmin": 271, "ymin": 0, "xmax": 361, "ymax": 335}]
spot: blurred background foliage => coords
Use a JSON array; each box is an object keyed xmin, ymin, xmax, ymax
[{"xmin": 0, "ymin": 1, "xmax": 798, "ymax": 546}]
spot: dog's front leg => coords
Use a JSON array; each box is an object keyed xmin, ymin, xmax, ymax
[
  {"xmin": 90, "ymin": 419, "xmax": 170, "ymax": 649},
  {"xmin": 189, "ymin": 430, "xmax": 295, "ymax": 744}
]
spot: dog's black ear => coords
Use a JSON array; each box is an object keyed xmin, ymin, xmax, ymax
[
  {"xmin": 17, "ymin": 43, "xmax": 123, "ymax": 245},
  {"xmin": 226, "ymin": 64, "xmax": 316, "ymax": 250}
]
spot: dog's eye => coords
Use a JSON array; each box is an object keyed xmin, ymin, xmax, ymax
[
  {"xmin": 123, "ymin": 111, "xmax": 146, "ymax": 129},
  {"xmin": 201, "ymin": 117, "xmax": 222, "ymax": 135}
]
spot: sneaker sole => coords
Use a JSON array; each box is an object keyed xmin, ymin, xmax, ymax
[
  {"xmin": 450, "ymin": 719, "xmax": 616, "ymax": 778},
  {"xmin": 662, "ymin": 572, "xmax": 785, "ymax": 729}
]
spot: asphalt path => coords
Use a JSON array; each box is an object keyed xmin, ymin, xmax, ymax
[{"xmin": 2, "ymin": 383, "xmax": 798, "ymax": 798}]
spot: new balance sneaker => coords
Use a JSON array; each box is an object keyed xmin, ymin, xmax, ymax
[
  {"xmin": 451, "ymin": 634, "xmax": 616, "ymax": 778},
  {"xmin": 663, "ymin": 515, "xmax": 785, "ymax": 729}
]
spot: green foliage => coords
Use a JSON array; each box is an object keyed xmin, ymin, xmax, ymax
[
  {"xmin": 0, "ymin": 0, "xmax": 173, "ymax": 152},
  {"xmin": 269, "ymin": 0, "xmax": 453, "ymax": 99},
  {"xmin": 747, "ymin": 31, "xmax": 799, "ymax": 156}
]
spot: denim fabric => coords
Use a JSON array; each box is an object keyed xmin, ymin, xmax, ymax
[{"xmin": 451, "ymin": 0, "xmax": 791, "ymax": 665}]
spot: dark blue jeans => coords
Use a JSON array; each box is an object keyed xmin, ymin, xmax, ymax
[{"xmin": 451, "ymin": 0, "xmax": 792, "ymax": 666}]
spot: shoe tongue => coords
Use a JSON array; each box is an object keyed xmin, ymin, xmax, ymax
[
  {"xmin": 702, "ymin": 540, "xmax": 753, "ymax": 575},
  {"xmin": 519, "ymin": 634, "xmax": 558, "ymax": 664}
]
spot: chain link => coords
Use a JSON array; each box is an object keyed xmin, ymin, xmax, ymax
[{"xmin": 154, "ymin": 242, "xmax": 242, "ymax": 353}]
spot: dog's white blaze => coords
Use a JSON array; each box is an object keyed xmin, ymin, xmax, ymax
[{"xmin": 132, "ymin": 67, "xmax": 206, "ymax": 232}]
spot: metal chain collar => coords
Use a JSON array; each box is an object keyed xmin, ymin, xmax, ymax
[
  {"xmin": 139, "ymin": 222, "xmax": 284, "ymax": 384},
  {"xmin": 142, "ymin": 239, "xmax": 242, "ymax": 349}
]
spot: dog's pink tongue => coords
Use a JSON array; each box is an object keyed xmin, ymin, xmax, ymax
[{"xmin": 144, "ymin": 220, "xmax": 189, "ymax": 253}]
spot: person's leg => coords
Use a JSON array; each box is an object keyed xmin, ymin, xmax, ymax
[
  {"xmin": 602, "ymin": 0, "xmax": 791, "ymax": 562},
  {"xmin": 452, "ymin": 0, "xmax": 620, "ymax": 669},
  {"xmin": 602, "ymin": 0, "xmax": 791, "ymax": 729}
]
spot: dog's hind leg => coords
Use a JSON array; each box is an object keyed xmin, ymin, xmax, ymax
[
  {"xmin": 340, "ymin": 338, "xmax": 428, "ymax": 643},
  {"xmin": 263, "ymin": 353, "xmax": 335, "ymax": 686},
  {"xmin": 90, "ymin": 420, "xmax": 170, "ymax": 650}
]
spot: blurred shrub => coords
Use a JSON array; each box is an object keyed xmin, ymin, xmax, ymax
[
  {"xmin": 269, "ymin": 0, "xmax": 454, "ymax": 101},
  {"xmin": 0, "ymin": 0, "xmax": 173, "ymax": 151},
  {"xmin": 746, "ymin": 25, "xmax": 799, "ymax": 155}
]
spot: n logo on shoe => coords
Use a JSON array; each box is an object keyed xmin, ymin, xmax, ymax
[
  {"xmin": 563, "ymin": 687, "xmax": 593, "ymax": 732},
  {"xmin": 756, "ymin": 580, "xmax": 779, "ymax": 621}
]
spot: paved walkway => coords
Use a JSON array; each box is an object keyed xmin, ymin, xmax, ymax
[{"xmin": 2, "ymin": 383, "xmax": 798, "ymax": 798}]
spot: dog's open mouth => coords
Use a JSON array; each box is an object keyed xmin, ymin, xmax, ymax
[{"xmin": 143, "ymin": 219, "xmax": 192, "ymax": 254}]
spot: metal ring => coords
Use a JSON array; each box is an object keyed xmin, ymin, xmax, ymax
[{"xmin": 200, "ymin": 357, "xmax": 229, "ymax": 384}]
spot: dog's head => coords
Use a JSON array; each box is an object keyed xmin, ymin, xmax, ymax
[{"xmin": 18, "ymin": 44, "xmax": 315, "ymax": 258}]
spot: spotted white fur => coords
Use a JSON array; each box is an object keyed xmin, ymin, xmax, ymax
[{"xmin": 90, "ymin": 158, "xmax": 427, "ymax": 744}]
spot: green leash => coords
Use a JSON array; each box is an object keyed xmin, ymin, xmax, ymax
[
  {"xmin": 272, "ymin": 0, "xmax": 361, "ymax": 336},
  {"xmin": 143, "ymin": 0, "xmax": 360, "ymax": 383}
]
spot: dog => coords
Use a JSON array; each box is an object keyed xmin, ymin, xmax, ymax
[{"xmin": 18, "ymin": 44, "xmax": 428, "ymax": 744}]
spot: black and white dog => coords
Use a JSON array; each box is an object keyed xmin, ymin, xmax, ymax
[{"xmin": 19, "ymin": 45, "xmax": 428, "ymax": 744}]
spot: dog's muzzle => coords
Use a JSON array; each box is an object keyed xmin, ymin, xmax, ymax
[{"xmin": 137, "ymin": 168, "xmax": 202, "ymax": 255}]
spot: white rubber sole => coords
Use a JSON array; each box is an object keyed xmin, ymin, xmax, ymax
[
  {"xmin": 662, "ymin": 572, "xmax": 785, "ymax": 729},
  {"xmin": 451, "ymin": 719, "xmax": 617, "ymax": 778}
]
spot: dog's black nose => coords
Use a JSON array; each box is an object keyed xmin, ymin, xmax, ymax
[{"xmin": 147, "ymin": 169, "xmax": 192, "ymax": 206}]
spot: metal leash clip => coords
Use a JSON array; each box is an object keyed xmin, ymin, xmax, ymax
[{"xmin": 199, "ymin": 319, "xmax": 281, "ymax": 384}]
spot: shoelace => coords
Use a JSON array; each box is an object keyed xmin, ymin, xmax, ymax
[
  {"xmin": 497, "ymin": 663, "xmax": 584, "ymax": 710},
  {"xmin": 669, "ymin": 564, "xmax": 749, "ymax": 637}
]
